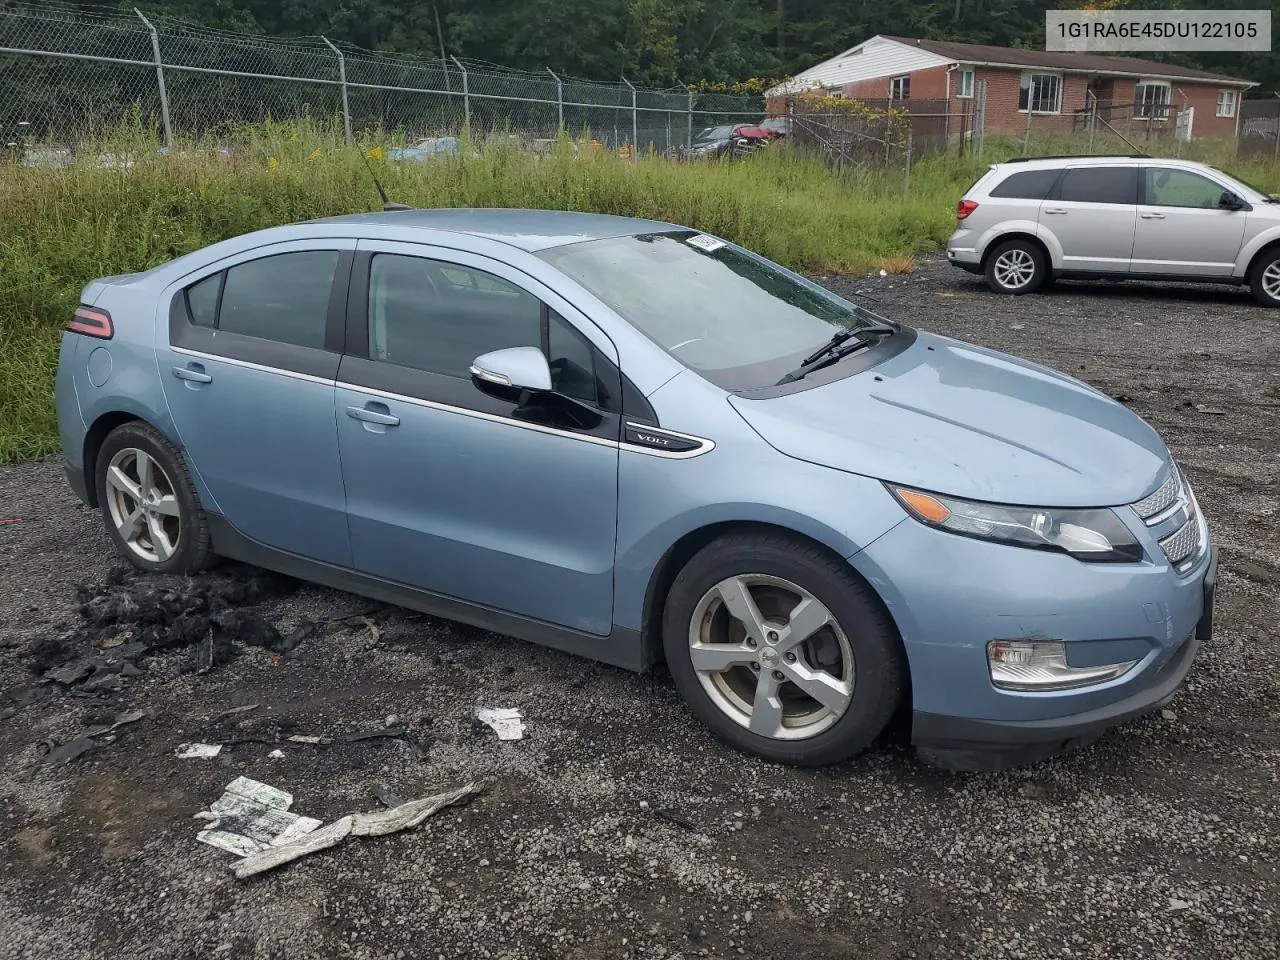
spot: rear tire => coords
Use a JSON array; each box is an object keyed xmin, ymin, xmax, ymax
[
  {"xmin": 1248, "ymin": 247, "xmax": 1280, "ymax": 307},
  {"xmin": 662, "ymin": 532, "xmax": 906, "ymax": 766},
  {"xmin": 95, "ymin": 421, "xmax": 214, "ymax": 575},
  {"xmin": 984, "ymin": 238, "xmax": 1048, "ymax": 295}
]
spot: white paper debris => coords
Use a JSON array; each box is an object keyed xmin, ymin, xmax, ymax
[
  {"xmin": 268, "ymin": 749, "xmax": 285, "ymax": 759},
  {"xmin": 476, "ymin": 707, "xmax": 525, "ymax": 741},
  {"xmin": 195, "ymin": 777, "xmax": 321, "ymax": 858},
  {"xmin": 233, "ymin": 780, "xmax": 486, "ymax": 879},
  {"xmin": 685, "ymin": 234, "xmax": 726, "ymax": 253},
  {"xmin": 175, "ymin": 742, "xmax": 222, "ymax": 758}
]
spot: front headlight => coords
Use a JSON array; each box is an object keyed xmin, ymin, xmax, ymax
[{"xmin": 887, "ymin": 485, "xmax": 1143, "ymax": 562}]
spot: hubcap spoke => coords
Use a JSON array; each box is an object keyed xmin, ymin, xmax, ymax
[
  {"xmin": 747, "ymin": 671, "xmax": 784, "ymax": 737},
  {"xmin": 714, "ymin": 576, "xmax": 768, "ymax": 645},
  {"xmin": 149, "ymin": 494, "xmax": 181, "ymax": 518},
  {"xmin": 116, "ymin": 507, "xmax": 145, "ymax": 542},
  {"xmin": 136, "ymin": 452, "xmax": 155, "ymax": 500},
  {"xmin": 689, "ymin": 642, "xmax": 757, "ymax": 673},
  {"xmin": 146, "ymin": 512, "xmax": 176, "ymax": 561},
  {"xmin": 777, "ymin": 596, "xmax": 831, "ymax": 652},
  {"xmin": 782, "ymin": 660, "xmax": 853, "ymax": 714},
  {"xmin": 107, "ymin": 464, "xmax": 141, "ymax": 501}
]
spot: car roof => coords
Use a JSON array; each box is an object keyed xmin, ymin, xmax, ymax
[
  {"xmin": 311, "ymin": 207, "xmax": 681, "ymax": 252},
  {"xmin": 993, "ymin": 155, "xmax": 1214, "ymax": 172}
]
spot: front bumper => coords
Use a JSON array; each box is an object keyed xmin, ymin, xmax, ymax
[{"xmin": 849, "ymin": 513, "xmax": 1216, "ymax": 771}]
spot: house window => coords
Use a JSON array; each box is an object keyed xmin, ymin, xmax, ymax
[
  {"xmin": 956, "ymin": 69, "xmax": 974, "ymax": 99},
  {"xmin": 1134, "ymin": 80, "xmax": 1171, "ymax": 120},
  {"xmin": 1217, "ymin": 89, "xmax": 1237, "ymax": 117},
  {"xmin": 890, "ymin": 75, "xmax": 910, "ymax": 101},
  {"xmin": 1019, "ymin": 73, "xmax": 1062, "ymax": 114}
]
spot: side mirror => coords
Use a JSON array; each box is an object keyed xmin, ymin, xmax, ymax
[
  {"xmin": 469, "ymin": 346, "xmax": 551, "ymax": 393},
  {"xmin": 1219, "ymin": 190, "xmax": 1246, "ymax": 211}
]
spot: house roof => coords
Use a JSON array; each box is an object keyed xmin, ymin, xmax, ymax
[
  {"xmin": 883, "ymin": 36, "xmax": 1253, "ymax": 85},
  {"xmin": 766, "ymin": 35, "xmax": 1254, "ymax": 96}
]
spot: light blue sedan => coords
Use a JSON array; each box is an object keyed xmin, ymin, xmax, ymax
[{"xmin": 55, "ymin": 208, "xmax": 1216, "ymax": 769}]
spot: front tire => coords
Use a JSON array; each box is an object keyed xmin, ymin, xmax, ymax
[
  {"xmin": 95, "ymin": 421, "xmax": 214, "ymax": 575},
  {"xmin": 1248, "ymin": 248, "xmax": 1280, "ymax": 307},
  {"xmin": 984, "ymin": 238, "xmax": 1048, "ymax": 295},
  {"xmin": 662, "ymin": 532, "xmax": 907, "ymax": 766}
]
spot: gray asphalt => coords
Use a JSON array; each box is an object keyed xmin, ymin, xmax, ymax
[{"xmin": 0, "ymin": 260, "xmax": 1276, "ymax": 960}]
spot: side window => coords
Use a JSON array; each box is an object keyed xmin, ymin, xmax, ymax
[
  {"xmin": 989, "ymin": 169, "xmax": 1060, "ymax": 200},
  {"xmin": 548, "ymin": 311, "xmax": 604, "ymax": 406},
  {"xmin": 1057, "ymin": 167, "xmax": 1137, "ymax": 205},
  {"xmin": 214, "ymin": 251, "xmax": 339, "ymax": 349},
  {"xmin": 1144, "ymin": 169, "xmax": 1225, "ymax": 209},
  {"xmin": 185, "ymin": 273, "xmax": 221, "ymax": 328},
  {"xmin": 368, "ymin": 254, "xmax": 541, "ymax": 377}
]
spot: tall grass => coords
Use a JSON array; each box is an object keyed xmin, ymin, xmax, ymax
[{"xmin": 1, "ymin": 118, "xmax": 1277, "ymax": 462}]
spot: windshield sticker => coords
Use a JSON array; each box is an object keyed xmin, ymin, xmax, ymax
[{"xmin": 686, "ymin": 234, "xmax": 726, "ymax": 253}]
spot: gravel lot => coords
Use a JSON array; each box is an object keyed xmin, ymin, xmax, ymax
[{"xmin": 1, "ymin": 259, "xmax": 1277, "ymax": 960}]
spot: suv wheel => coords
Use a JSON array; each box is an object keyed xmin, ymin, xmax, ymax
[
  {"xmin": 95, "ymin": 421, "xmax": 214, "ymax": 574},
  {"xmin": 662, "ymin": 532, "xmax": 906, "ymax": 766},
  {"xmin": 1248, "ymin": 248, "xmax": 1280, "ymax": 307},
  {"xmin": 985, "ymin": 238, "xmax": 1048, "ymax": 295}
]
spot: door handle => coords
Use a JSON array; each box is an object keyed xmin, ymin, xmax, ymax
[
  {"xmin": 1042, "ymin": 207, "xmax": 1067, "ymax": 215},
  {"xmin": 346, "ymin": 403, "xmax": 400, "ymax": 427},
  {"xmin": 1140, "ymin": 212, "xmax": 1166, "ymax": 219},
  {"xmin": 172, "ymin": 364, "xmax": 212, "ymax": 384}
]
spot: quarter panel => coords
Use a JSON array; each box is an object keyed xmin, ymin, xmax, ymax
[{"xmin": 975, "ymin": 219, "xmax": 1064, "ymax": 267}]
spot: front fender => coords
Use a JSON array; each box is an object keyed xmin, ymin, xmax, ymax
[
  {"xmin": 978, "ymin": 220, "xmax": 1064, "ymax": 269},
  {"xmin": 1234, "ymin": 225, "xmax": 1280, "ymax": 278},
  {"xmin": 613, "ymin": 451, "xmax": 908, "ymax": 633}
]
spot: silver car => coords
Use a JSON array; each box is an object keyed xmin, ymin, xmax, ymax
[{"xmin": 947, "ymin": 155, "xmax": 1280, "ymax": 306}]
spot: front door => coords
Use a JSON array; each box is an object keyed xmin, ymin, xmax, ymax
[
  {"xmin": 335, "ymin": 242, "xmax": 622, "ymax": 635},
  {"xmin": 1039, "ymin": 165, "xmax": 1138, "ymax": 273},
  {"xmin": 159, "ymin": 241, "xmax": 354, "ymax": 566},
  {"xmin": 1131, "ymin": 166, "xmax": 1248, "ymax": 276}
]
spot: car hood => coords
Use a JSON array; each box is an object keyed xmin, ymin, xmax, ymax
[{"xmin": 728, "ymin": 331, "xmax": 1169, "ymax": 507}]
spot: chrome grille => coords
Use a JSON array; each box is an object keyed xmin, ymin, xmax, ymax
[
  {"xmin": 1131, "ymin": 464, "xmax": 1206, "ymax": 569},
  {"xmin": 1159, "ymin": 513, "xmax": 1203, "ymax": 567},
  {"xmin": 1132, "ymin": 470, "xmax": 1180, "ymax": 520}
]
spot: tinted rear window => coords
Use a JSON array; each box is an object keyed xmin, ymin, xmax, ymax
[
  {"xmin": 1057, "ymin": 167, "xmax": 1138, "ymax": 205},
  {"xmin": 990, "ymin": 169, "xmax": 1060, "ymax": 199}
]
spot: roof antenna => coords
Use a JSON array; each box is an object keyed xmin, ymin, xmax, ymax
[{"xmin": 358, "ymin": 145, "xmax": 412, "ymax": 212}]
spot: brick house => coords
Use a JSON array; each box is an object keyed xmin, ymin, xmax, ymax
[{"xmin": 766, "ymin": 35, "xmax": 1256, "ymax": 141}]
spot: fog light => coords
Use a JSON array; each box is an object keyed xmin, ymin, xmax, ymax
[{"xmin": 987, "ymin": 640, "xmax": 1138, "ymax": 691}]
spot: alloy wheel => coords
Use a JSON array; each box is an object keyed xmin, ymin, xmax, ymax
[
  {"xmin": 1262, "ymin": 261, "xmax": 1280, "ymax": 301},
  {"xmin": 104, "ymin": 447, "xmax": 181, "ymax": 563},
  {"xmin": 992, "ymin": 248, "xmax": 1036, "ymax": 290},
  {"xmin": 687, "ymin": 574, "xmax": 855, "ymax": 740}
]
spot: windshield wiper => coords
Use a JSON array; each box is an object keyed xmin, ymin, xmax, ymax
[{"xmin": 775, "ymin": 318, "xmax": 896, "ymax": 385}]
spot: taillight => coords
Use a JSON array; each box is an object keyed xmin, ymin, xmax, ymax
[
  {"xmin": 67, "ymin": 305, "xmax": 113, "ymax": 339},
  {"xmin": 956, "ymin": 199, "xmax": 979, "ymax": 220}
]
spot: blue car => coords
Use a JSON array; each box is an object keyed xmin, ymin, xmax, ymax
[{"xmin": 55, "ymin": 209, "xmax": 1216, "ymax": 770}]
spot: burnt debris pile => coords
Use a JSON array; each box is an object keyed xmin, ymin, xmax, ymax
[{"xmin": 30, "ymin": 564, "xmax": 309, "ymax": 693}]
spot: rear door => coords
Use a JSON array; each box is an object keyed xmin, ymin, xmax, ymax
[
  {"xmin": 159, "ymin": 240, "xmax": 355, "ymax": 566},
  {"xmin": 1131, "ymin": 166, "xmax": 1248, "ymax": 276},
  {"xmin": 1040, "ymin": 165, "xmax": 1139, "ymax": 273}
]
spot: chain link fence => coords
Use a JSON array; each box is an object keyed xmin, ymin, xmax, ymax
[{"xmin": 0, "ymin": 1, "xmax": 763, "ymax": 157}]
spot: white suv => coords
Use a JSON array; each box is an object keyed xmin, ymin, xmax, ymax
[{"xmin": 946, "ymin": 155, "xmax": 1280, "ymax": 306}]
